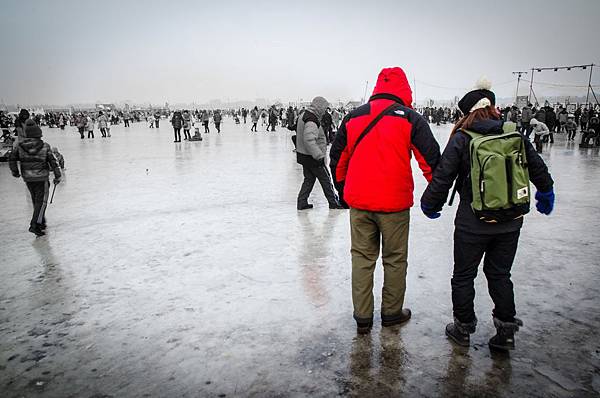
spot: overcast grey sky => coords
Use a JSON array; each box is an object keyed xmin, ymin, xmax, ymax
[{"xmin": 1, "ymin": 0, "xmax": 599, "ymax": 105}]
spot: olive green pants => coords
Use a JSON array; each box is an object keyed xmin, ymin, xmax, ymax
[{"xmin": 350, "ymin": 208, "xmax": 410, "ymax": 321}]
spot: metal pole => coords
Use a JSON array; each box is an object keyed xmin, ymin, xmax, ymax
[
  {"xmin": 362, "ymin": 81, "xmax": 369, "ymax": 104},
  {"xmin": 414, "ymin": 78, "xmax": 417, "ymax": 107},
  {"xmin": 586, "ymin": 64, "xmax": 593, "ymax": 107},
  {"xmin": 528, "ymin": 68, "xmax": 535, "ymax": 105},
  {"xmin": 515, "ymin": 73, "xmax": 521, "ymax": 104}
]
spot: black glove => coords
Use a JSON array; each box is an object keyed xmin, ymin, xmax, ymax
[
  {"xmin": 53, "ymin": 178, "xmax": 61, "ymax": 185},
  {"xmin": 12, "ymin": 172, "xmax": 20, "ymax": 178},
  {"xmin": 318, "ymin": 158, "xmax": 326, "ymax": 167}
]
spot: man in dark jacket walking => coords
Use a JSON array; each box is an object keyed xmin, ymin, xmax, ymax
[
  {"xmin": 296, "ymin": 96, "xmax": 343, "ymax": 210},
  {"xmin": 9, "ymin": 119, "xmax": 62, "ymax": 236},
  {"xmin": 330, "ymin": 67, "xmax": 441, "ymax": 334}
]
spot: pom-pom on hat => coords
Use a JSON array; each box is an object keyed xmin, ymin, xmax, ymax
[{"xmin": 458, "ymin": 76, "xmax": 496, "ymax": 115}]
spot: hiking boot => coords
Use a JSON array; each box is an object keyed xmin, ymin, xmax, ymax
[
  {"xmin": 488, "ymin": 317, "xmax": 523, "ymax": 351},
  {"xmin": 354, "ymin": 315, "xmax": 373, "ymax": 335},
  {"xmin": 381, "ymin": 308, "xmax": 411, "ymax": 327},
  {"xmin": 29, "ymin": 225, "xmax": 45, "ymax": 237},
  {"xmin": 356, "ymin": 320, "xmax": 373, "ymax": 335},
  {"xmin": 445, "ymin": 317, "xmax": 477, "ymax": 347},
  {"xmin": 297, "ymin": 204, "xmax": 313, "ymax": 210}
]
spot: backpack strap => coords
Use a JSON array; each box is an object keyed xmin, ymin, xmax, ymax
[
  {"xmin": 448, "ymin": 129, "xmax": 478, "ymax": 206},
  {"xmin": 351, "ymin": 102, "xmax": 402, "ymax": 154}
]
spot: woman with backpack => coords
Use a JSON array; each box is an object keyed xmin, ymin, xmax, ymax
[{"xmin": 420, "ymin": 78, "xmax": 555, "ymax": 351}]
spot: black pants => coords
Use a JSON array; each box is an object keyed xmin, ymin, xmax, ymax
[
  {"xmin": 215, "ymin": 122, "xmax": 221, "ymax": 133},
  {"xmin": 26, "ymin": 180, "xmax": 50, "ymax": 228},
  {"xmin": 88, "ymin": 130, "xmax": 94, "ymax": 138},
  {"xmin": 78, "ymin": 127, "xmax": 85, "ymax": 139},
  {"xmin": 173, "ymin": 128, "xmax": 181, "ymax": 142},
  {"xmin": 155, "ymin": 120, "xmax": 159, "ymax": 128},
  {"xmin": 100, "ymin": 127, "xmax": 107, "ymax": 137},
  {"xmin": 124, "ymin": 119, "xmax": 130, "ymax": 127},
  {"xmin": 184, "ymin": 129, "xmax": 191, "ymax": 140},
  {"xmin": 204, "ymin": 121, "xmax": 210, "ymax": 133},
  {"xmin": 297, "ymin": 164, "xmax": 338, "ymax": 206},
  {"xmin": 251, "ymin": 122, "xmax": 257, "ymax": 132},
  {"xmin": 452, "ymin": 229, "xmax": 520, "ymax": 324}
]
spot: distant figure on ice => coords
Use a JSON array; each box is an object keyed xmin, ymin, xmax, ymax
[
  {"xmin": 154, "ymin": 111, "xmax": 161, "ymax": 128},
  {"xmin": 9, "ymin": 120, "xmax": 62, "ymax": 237},
  {"xmin": 421, "ymin": 77, "xmax": 554, "ymax": 351},
  {"xmin": 321, "ymin": 107, "xmax": 334, "ymax": 144},
  {"xmin": 330, "ymin": 67, "xmax": 440, "ymax": 334},
  {"xmin": 12, "ymin": 109, "xmax": 30, "ymax": 148},
  {"xmin": 296, "ymin": 96, "xmax": 344, "ymax": 210},
  {"xmin": 171, "ymin": 111, "xmax": 183, "ymax": 142},
  {"xmin": 202, "ymin": 110, "xmax": 210, "ymax": 133},
  {"xmin": 268, "ymin": 106, "xmax": 277, "ymax": 132},
  {"xmin": 530, "ymin": 118, "xmax": 549, "ymax": 153},
  {"xmin": 566, "ymin": 114, "xmax": 577, "ymax": 141},
  {"xmin": 76, "ymin": 113, "xmax": 86, "ymax": 139},
  {"xmin": 182, "ymin": 110, "xmax": 192, "ymax": 140},
  {"xmin": 98, "ymin": 112, "xmax": 109, "ymax": 137},
  {"xmin": 214, "ymin": 109, "xmax": 222, "ymax": 133},
  {"xmin": 241, "ymin": 108, "xmax": 248, "ymax": 123},
  {"xmin": 86, "ymin": 114, "xmax": 94, "ymax": 139},
  {"xmin": 250, "ymin": 106, "xmax": 259, "ymax": 132}
]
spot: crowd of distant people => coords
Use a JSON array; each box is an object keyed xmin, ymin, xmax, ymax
[{"xmin": 2, "ymin": 100, "xmax": 598, "ymax": 151}]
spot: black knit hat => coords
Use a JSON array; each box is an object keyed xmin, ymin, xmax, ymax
[
  {"xmin": 24, "ymin": 119, "xmax": 42, "ymax": 138},
  {"xmin": 458, "ymin": 77, "xmax": 495, "ymax": 115},
  {"xmin": 19, "ymin": 108, "xmax": 30, "ymax": 121}
]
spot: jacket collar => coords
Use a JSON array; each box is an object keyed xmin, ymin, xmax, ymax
[
  {"xmin": 369, "ymin": 93, "xmax": 406, "ymax": 107},
  {"xmin": 470, "ymin": 119, "xmax": 504, "ymax": 135}
]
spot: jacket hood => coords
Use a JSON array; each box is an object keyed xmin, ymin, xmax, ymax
[
  {"xmin": 371, "ymin": 67, "xmax": 413, "ymax": 107},
  {"xmin": 470, "ymin": 118, "xmax": 504, "ymax": 135},
  {"xmin": 19, "ymin": 138, "xmax": 44, "ymax": 154},
  {"xmin": 308, "ymin": 96, "xmax": 329, "ymax": 119}
]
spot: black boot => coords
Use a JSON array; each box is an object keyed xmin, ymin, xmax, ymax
[
  {"xmin": 382, "ymin": 308, "xmax": 411, "ymax": 327},
  {"xmin": 29, "ymin": 225, "xmax": 45, "ymax": 237},
  {"xmin": 297, "ymin": 203, "xmax": 313, "ymax": 210},
  {"xmin": 329, "ymin": 202, "xmax": 345, "ymax": 209},
  {"xmin": 445, "ymin": 317, "xmax": 477, "ymax": 347},
  {"xmin": 488, "ymin": 317, "xmax": 523, "ymax": 351},
  {"xmin": 354, "ymin": 315, "xmax": 373, "ymax": 335}
]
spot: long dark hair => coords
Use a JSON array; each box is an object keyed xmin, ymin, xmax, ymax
[{"xmin": 450, "ymin": 106, "xmax": 501, "ymax": 138}]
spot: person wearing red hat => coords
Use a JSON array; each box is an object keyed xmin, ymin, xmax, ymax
[{"xmin": 330, "ymin": 67, "xmax": 441, "ymax": 334}]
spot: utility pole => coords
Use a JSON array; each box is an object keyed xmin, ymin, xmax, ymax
[
  {"xmin": 414, "ymin": 77, "xmax": 417, "ymax": 107},
  {"xmin": 512, "ymin": 71, "xmax": 528, "ymax": 104},
  {"xmin": 586, "ymin": 64, "xmax": 594, "ymax": 107},
  {"xmin": 528, "ymin": 68, "xmax": 535, "ymax": 105}
]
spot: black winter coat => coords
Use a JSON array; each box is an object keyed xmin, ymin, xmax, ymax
[
  {"xmin": 9, "ymin": 138, "xmax": 61, "ymax": 182},
  {"xmin": 421, "ymin": 119, "xmax": 554, "ymax": 235}
]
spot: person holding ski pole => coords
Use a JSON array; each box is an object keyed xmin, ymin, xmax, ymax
[{"xmin": 9, "ymin": 119, "xmax": 62, "ymax": 237}]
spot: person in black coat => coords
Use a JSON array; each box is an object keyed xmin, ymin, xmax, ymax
[{"xmin": 420, "ymin": 79, "xmax": 555, "ymax": 351}]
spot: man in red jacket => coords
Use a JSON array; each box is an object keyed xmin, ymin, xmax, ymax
[{"xmin": 330, "ymin": 67, "xmax": 440, "ymax": 334}]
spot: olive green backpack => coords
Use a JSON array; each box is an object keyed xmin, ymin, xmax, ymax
[{"xmin": 462, "ymin": 122, "xmax": 530, "ymax": 223}]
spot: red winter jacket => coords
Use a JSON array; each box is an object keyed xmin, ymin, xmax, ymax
[{"xmin": 329, "ymin": 67, "xmax": 440, "ymax": 212}]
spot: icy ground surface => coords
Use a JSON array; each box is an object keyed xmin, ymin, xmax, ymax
[{"xmin": 1, "ymin": 119, "xmax": 599, "ymax": 397}]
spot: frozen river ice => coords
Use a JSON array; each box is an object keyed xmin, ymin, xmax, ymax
[{"xmin": 1, "ymin": 118, "xmax": 599, "ymax": 397}]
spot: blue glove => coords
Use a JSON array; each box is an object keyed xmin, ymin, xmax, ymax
[
  {"xmin": 421, "ymin": 203, "xmax": 441, "ymax": 219},
  {"xmin": 535, "ymin": 189, "xmax": 554, "ymax": 215}
]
